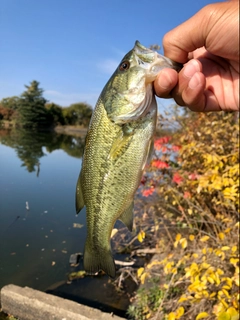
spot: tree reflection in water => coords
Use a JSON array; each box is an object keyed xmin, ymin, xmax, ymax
[{"xmin": 0, "ymin": 129, "xmax": 85, "ymax": 174}]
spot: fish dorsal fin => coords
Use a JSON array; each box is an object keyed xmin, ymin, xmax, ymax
[
  {"xmin": 75, "ymin": 173, "xmax": 85, "ymax": 214},
  {"xmin": 119, "ymin": 201, "xmax": 134, "ymax": 232},
  {"xmin": 108, "ymin": 125, "xmax": 134, "ymax": 160}
]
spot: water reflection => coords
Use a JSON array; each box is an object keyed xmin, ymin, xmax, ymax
[
  {"xmin": 0, "ymin": 128, "xmax": 87, "ymax": 292},
  {"xmin": 0, "ymin": 128, "xmax": 85, "ymax": 173}
]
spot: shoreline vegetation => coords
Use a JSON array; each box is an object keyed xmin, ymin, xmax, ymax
[
  {"xmin": 124, "ymin": 111, "xmax": 239, "ymax": 320},
  {"xmin": 0, "ymin": 80, "xmax": 92, "ymax": 132},
  {"xmin": 0, "ymin": 120, "xmax": 88, "ymax": 135},
  {"xmin": 54, "ymin": 125, "xmax": 88, "ymax": 135}
]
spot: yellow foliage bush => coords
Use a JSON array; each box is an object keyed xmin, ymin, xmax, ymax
[
  {"xmin": 177, "ymin": 111, "xmax": 239, "ymax": 211},
  {"xmin": 129, "ymin": 111, "xmax": 239, "ymax": 320}
]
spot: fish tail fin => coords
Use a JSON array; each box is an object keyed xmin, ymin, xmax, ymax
[{"xmin": 84, "ymin": 241, "xmax": 116, "ymax": 278}]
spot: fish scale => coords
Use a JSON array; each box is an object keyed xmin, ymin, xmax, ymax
[{"xmin": 75, "ymin": 41, "xmax": 181, "ymax": 277}]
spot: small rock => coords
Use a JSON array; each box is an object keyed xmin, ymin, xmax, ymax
[{"xmin": 69, "ymin": 253, "xmax": 81, "ymax": 264}]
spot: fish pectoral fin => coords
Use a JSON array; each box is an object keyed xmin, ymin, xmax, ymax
[
  {"xmin": 108, "ymin": 128, "xmax": 133, "ymax": 160},
  {"xmin": 119, "ymin": 201, "xmax": 134, "ymax": 232},
  {"xmin": 84, "ymin": 241, "xmax": 116, "ymax": 278},
  {"xmin": 75, "ymin": 173, "xmax": 85, "ymax": 214}
]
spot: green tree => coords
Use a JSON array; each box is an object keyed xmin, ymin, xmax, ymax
[
  {"xmin": 0, "ymin": 96, "xmax": 20, "ymax": 110},
  {"xmin": 62, "ymin": 102, "xmax": 92, "ymax": 126},
  {"xmin": 18, "ymin": 80, "xmax": 51, "ymax": 129},
  {"xmin": 45, "ymin": 102, "xmax": 65, "ymax": 125}
]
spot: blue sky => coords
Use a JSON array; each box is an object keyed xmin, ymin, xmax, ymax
[{"xmin": 0, "ymin": 0, "xmax": 220, "ymax": 108}]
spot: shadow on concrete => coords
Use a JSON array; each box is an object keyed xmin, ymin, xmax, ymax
[{"xmin": 46, "ymin": 274, "xmax": 138, "ymax": 318}]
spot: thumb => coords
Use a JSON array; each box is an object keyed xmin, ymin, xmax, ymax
[{"xmin": 162, "ymin": 2, "xmax": 238, "ymax": 63}]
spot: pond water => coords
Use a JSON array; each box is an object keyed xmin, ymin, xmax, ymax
[{"xmin": 0, "ymin": 129, "xmax": 136, "ymax": 317}]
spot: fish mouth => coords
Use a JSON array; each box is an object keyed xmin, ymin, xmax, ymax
[{"xmin": 133, "ymin": 40, "xmax": 182, "ymax": 81}]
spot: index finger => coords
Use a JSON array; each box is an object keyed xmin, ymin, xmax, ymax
[{"xmin": 162, "ymin": 4, "xmax": 212, "ymax": 63}]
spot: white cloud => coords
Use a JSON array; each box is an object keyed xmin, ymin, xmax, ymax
[
  {"xmin": 97, "ymin": 59, "xmax": 119, "ymax": 75},
  {"xmin": 110, "ymin": 46, "xmax": 126, "ymax": 59}
]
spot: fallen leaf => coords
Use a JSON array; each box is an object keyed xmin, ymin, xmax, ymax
[
  {"xmin": 111, "ymin": 228, "xmax": 118, "ymax": 238},
  {"xmin": 137, "ymin": 267, "xmax": 144, "ymax": 278},
  {"xmin": 196, "ymin": 312, "xmax": 209, "ymax": 319},
  {"xmin": 73, "ymin": 223, "xmax": 84, "ymax": 229},
  {"xmin": 200, "ymin": 235, "xmax": 209, "ymax": 242},
  {"xmin": 137, "ymin": 230, "xmax": 145, "ymax": 243}
]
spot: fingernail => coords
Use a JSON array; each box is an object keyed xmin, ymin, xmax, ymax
[
  {"xmin": 188, "ymin": 73, "xmax": 201, "ymax": 89},
  {"xmin": 183, "ymin": 60, "xmax": 200, "ymax": 78},
  {"xmin": 158, "ymin": 71, "xmax": 172, "ymax": 89}
]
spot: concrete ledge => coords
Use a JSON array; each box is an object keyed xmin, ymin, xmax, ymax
[{"xmin": 1, "ymin": 284, "xmax": 126, "ymax": 320}]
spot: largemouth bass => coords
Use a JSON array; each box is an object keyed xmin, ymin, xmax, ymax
[{"xmin": 76, "ymin": 41, "xmax": 181, "ymax": 278}]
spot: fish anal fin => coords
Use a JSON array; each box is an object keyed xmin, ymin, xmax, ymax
[
  {"xmin": 119, "ymin": 202, "xmax": 134, "ymax": 232},
  {"xmin": 75, "ymin": 173, "xmax": 85, "ymax": 214},
  {"xmin": 84, "ymin": 241, "xmax": 116, "ymax": 278}
]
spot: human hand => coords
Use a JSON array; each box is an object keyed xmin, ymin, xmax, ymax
[{"xmin": 154, "ymin": 1, "xmax": 239, "ymax": 112}]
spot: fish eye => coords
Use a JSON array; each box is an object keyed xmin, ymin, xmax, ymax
[{"xmin": 119, "ymin": 60, "xmax": 130, "ymax": 71}]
